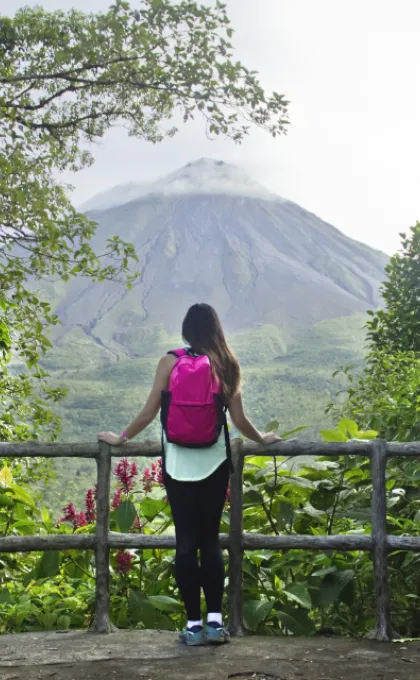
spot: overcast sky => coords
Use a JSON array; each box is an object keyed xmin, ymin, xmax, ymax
[{"xmin": 4, "ymin": 0, "xmax": 420, "ymax": 254}]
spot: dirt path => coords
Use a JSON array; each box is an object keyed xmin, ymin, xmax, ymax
[{"xmin": 0, "ymin": 630, "xmax": 419, "ymax": 680}]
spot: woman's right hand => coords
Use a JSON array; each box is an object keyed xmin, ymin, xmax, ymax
[{"xmin": 258, "ymin": 432, "xmax": 282, "ymax": 445}]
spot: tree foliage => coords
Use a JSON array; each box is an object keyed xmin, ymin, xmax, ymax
[
  {"xmin": 366, "ymin": 223, "xmax": 420, "ymax": 354},
  {"xmin": 329, "ymin": 224, "xmax": 420, "ymax": 442},
  {"xmin": 0, "ymin": 0, "xmax": 289, "ymax": 440}
]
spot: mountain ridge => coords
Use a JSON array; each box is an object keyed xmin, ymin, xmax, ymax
[
  {"xmin": 45, "ymin": 159, "xmax": 388, "ymax": 363},
  {"xmin": 79, "ymin": 158, "xmax": 278, "ymax": 211}
]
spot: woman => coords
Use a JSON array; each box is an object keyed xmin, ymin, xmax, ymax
[{"xmin": 98, "ymin": 304, "xmax": 280, "ymax": 645}]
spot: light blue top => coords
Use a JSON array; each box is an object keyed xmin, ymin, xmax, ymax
[{"xmin": 164, "ymin": 435, "xmax": 227, "ymax": 481}]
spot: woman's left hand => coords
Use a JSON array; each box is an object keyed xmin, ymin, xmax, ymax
[{"xmin": 97, "ymin": 431, "xmax": 123, "ymax": 446}]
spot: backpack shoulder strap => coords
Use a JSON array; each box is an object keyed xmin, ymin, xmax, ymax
[
  {"xmin": 167, "ymin": 348, "xmax": 188, "ymax": 358},
  {"xmin": 222, "ymin": 406, "xmax": 234, "ymax": 474}
]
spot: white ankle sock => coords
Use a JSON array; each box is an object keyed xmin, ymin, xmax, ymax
[
  {"xmin": 187, "ymin": 619, "xmax": 203, "ymax": 629},
  {"xmin": 207, "ymin": 613, "xmax": 223, "ymax": 626}
]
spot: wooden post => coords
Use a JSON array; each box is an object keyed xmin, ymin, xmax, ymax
[
  {"xmin": 92, "ymin": 443, "xmax": 113, "ymax": 633},
  {"xmin": 367, "ymin": 439, "xmax": 397, "ymax": 641},
  {"xmin": 228, "ymin": 439, "xmax": 244, "ymax": 637}
]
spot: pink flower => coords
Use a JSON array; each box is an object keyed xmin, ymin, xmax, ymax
[
  {"xmin": 74, "ymin": 511, "xmax": 87, "ymax": 528},
  {"xmin": 156, "ymin": 458, "xmax": 164, "ymax": 485},
  {"xmin": 114, "ymin": 458, "xmax": 138, "ymax": 494},
  {"xmin": 142, "ymin": 459, "xmax": 164, "ymax": 492},
  {"xmin": 85, "ymin": 489, "xmax": 96, "ymax": 523},
  {"xmin": 142, "ymin": 467, "xmax": 153, "ymax": 493},
  {"xmin": 60, "ymin": 503, "xmax": 76, "ymax": 524},
  {"xmin": 111, "ymin": 487, "xmax": 123, "ymax": 510},
  {"xmin": 60, "ymin": 503, "xmax": 87, "ymax": 529},
  {"xmin": 116, "ymin": 550, "xmax": 133, "ymax": 575},
  {"xmin": 225, "ymin": 486, "xmax": 231, "ymax": 505}
]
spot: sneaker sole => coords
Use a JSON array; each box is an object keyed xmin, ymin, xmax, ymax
[
  {"xmin": 206, "ymin": 635, "xmax": 230, "ymax": 645},
  {"xmin": 180, "ymin": 638, "xmax": 206, "ymax": 647}
]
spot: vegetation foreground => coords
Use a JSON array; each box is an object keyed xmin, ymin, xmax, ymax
[{"xmin": 0, "ymin": 418, "xmax": 419, "ymax": 638}]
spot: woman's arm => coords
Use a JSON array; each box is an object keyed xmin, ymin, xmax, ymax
[
  {"xmin": 98, "ymin": 354, "xmax": 176, "ymax": 446},
  {"xmin": 227, "ymin": 391, "xmax": 280, "ymax": 445}
]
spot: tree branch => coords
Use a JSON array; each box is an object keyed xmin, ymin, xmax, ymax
[{"xmin": 0, "ymin": 55, "xmax": 142, "ymax": 84}]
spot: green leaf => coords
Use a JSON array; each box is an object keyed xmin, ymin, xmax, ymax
[
  {"xmin": 284, "ymin": 583, "xmax": 312, "ymax": 610},
  {"xmin": 57, "ymin": 615, "xmax": 71, "ymax": 630},
  {"xmin": 42, "ymin": 612, "xmax": 58, "ymax": 630},
  {"xmin": 61, "ymin": 596, "xmax": 82, "ymax": 610},
  {"xmin": 280, "ymin": 475, "xmax": 315, "ymax": 489},
  {"xmin": 337, "ymin": 419, "xmax": 359, "ymax": 438},
  {"xmin": 311, "ymin": 566, "xmax": 337, "ymax": 578},
  {"xmin": 320, "ymin": 429, "xmax": 348, "ymax": 442},
  {"xmin": 9, "ymin": 484, "xmax": 35, "ymax": 508},
  {"xmin": 243, "ymin": 489, "xmax": 264, "ymax": 505},
  {"xmin": 0, "ymin": 493, "xmax": 14, "ymax": 508},
  {"xmin": 276, "ymin": 605, "xmax": 316, "ymax": 635},
  {"xmin": 0, "ymin": 467, "xmax": 12, "ymax": 487},
  {"xmin": 354, "ymin": 430, "xmax": 378, "ymax": 440},
  {"xmin": 128, "ymin": 590, "xmax": 175, "ymax": 630},
  {"xmin": 340, "ymin": 579, "xmax": 356, "ymax": 607},
  {"xmin": 147, "ymin": 595, "xmax": 183, "ymax": 612},
  {"xmin": 311, "ymin": 488, "xmax": 336, "ymax": 511},
  {"xmin": 115, "ymin": 500, "xmax": 137, "ymax": 533},
  {"xmin": 141, "ymin": 497, "xmax": 165, "ymax": 520},
  {"xmin": 243, "ymin": 599, "xmax": 272, "ymax": 630},
  {"xmin": 276, "ymin": 501, "xmax": 294, "ymax": 528},
  {"xmin": 0, "ymin": 589, "xmax": 12, "ymax": 604},
  {"xmin": 11, "ymin": 520, "xmax": 37, "ymax": 536},
  {"xmin": 36, "ymin": 551, "xmax": 60, "ymax": 579},
  {"xmin": 319, "ymin": 570, "xmax": 355, "ymax": 607}
]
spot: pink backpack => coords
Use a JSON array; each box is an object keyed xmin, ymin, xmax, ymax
[{"xmin": 161, "ymin": 349, "xmax": 232, "ymax": 468}]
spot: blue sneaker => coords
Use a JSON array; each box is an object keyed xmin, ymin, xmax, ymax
[
  {"xmin": 179, "ymin": 625, "xmax": 205, "ymax": 646},
  {"xmin": 205, "ymin": 621, "xmax": 230, "ymax": 644}
]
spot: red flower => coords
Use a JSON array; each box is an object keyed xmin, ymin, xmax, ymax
[
  {"xmin": 114, "ymin": 458, "xmax": 138, "ymax": 493},
  {"xmin": 116, "ymin": 550, "xmax": 133, "ymax": 575},
  {"xmin": 111, "ymin": 487, "xmax": 123, "ymax": 510},
  {"xmin": 225, "ymin": 485, "xmax": 231, "ymax": 505},
  {"xmin": 85, "ymin": 488, "xmax": 96, "ymax": 523},
  {"xmin": 60, "ymin": 503, "xmax": 87, "ymax": 529}
]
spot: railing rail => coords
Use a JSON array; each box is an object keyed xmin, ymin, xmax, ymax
[{"xmin": 1, "ymin": 438, "xmax": 420, "ymax": 640}]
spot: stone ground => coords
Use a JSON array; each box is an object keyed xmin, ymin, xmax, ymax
[{"xmin": 0, "ymin": 630, "xmax": 419, "ymax": 680}]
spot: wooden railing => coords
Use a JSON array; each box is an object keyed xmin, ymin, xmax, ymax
[{"xmin": 1, "ymin": 438, "xmax": 420, "ymax": 640}]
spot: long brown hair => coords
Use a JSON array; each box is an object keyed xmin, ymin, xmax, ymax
[{"xmin": 182, "ymin": 303, "xmax": 240, "ymax": 401}]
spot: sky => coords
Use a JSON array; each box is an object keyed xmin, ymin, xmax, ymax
[{"xmin": 3, "ymin": 0, "xmax": 420, "ymax": 255}]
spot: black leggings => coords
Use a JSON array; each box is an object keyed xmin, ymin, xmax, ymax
[{"xmin": 164, "ymin": 461, "xmax": 230, "ymax": 621}]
